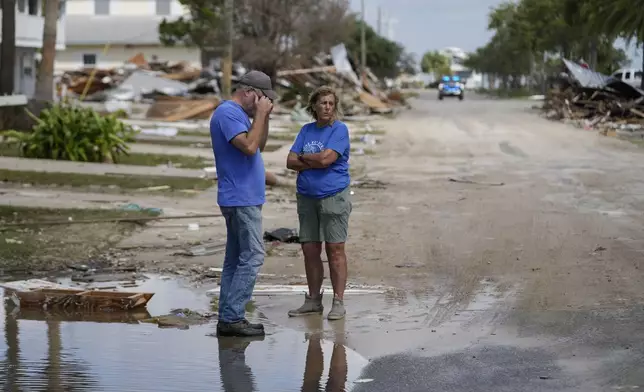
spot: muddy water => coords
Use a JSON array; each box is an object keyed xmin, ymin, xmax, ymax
[
  {"xmin": 0, "ymin": 276, "xmax": 369, "ymax": 391},
  {"xmin": 255, "ymin": 279, "xmax": 512, "ymax": 359}
]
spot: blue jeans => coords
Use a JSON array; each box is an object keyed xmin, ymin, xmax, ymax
[{"xmin": 218, "ymin": 205, "xmax": 264, "ymax": 323}]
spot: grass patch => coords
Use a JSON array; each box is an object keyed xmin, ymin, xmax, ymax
[
  {"xmin": 270, "ymin": 132, "xmax": 298, "ymax": 142},
  {"xmin": 135, "ymin": 139, "xmax": 211, "ymax": 148},
  {"xmin": 1, "ymin": 143, "xmax": 212, "ymax": 170},
  {"xmin": 629, "ymin": 140, "xmax": 644, "ymax": 148},
  {"xmin": 177, "ymin": 129, "xmax": 210, "ymax": 137},
  {"xmin": 119, "ymin": 153, "xmax": 212, "ymax": 169},
  {"xmin": 0, "ymin": 169, "xmax": 213, "ymax": 195},
  {"xmin": 0, "ymin": 206, "xmax": 157, "ymax": 273}
]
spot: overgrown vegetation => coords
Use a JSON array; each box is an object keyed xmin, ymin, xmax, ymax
[
  {"xmin": 2, "ymin": 104, "xmax": 135, "ymax": 163},
  {"xmin": 0, "ymin": 206, "xmax": 156, "ymax": 274}
]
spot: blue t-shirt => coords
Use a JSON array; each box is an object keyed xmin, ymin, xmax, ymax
[
  {"xmin": 210, "ymin": 100, "xmax": 265, "ymax": 207},
  {"xmin": 290, "ymin": 121, "xmax": 351, "ymax": 199}
]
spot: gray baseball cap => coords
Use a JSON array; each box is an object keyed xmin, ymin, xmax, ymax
[{"xmin": 237, "ymin": 70, "xmax": 278, "ymax": 101}]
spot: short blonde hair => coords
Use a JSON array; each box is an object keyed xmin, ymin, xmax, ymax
[{"xmin": 305, "ymin": 85, "xmax": 342, "ymax": 120}]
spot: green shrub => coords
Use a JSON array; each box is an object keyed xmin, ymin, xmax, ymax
[{"xmin": 2, "ymin": 104, "xmax": 135, "ymax": 163}]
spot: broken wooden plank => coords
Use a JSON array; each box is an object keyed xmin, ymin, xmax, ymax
[
  {"xmin": 629, "ymin": 108, "xmax": 644, "ymax": 118},
  {"xmin": 6, "ymin": 287, "xmax": 155, "ymax": 311},
  {"xmin": 277, "ymin": 66, "xmax": 336, "ymax": 76},
  {"xmin": 359, "ymin": 91, "xmax": 391, "ymax": 111}
]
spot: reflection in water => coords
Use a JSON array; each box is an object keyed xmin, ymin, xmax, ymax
[
  {"xmin": 301, "ymin": 339, "xmax": 348, "ymax": 392},
  {"xmin": 3, "ymin": 311, "xmax": 19, "ymax": 391},
  {"xmin": 1, "ymin": 306, "xmax": 100, "ymax": 392},
  {"xmin": 1, "ymin": 278, "xmax": 368, "ymax": 391},
  {"xmin": 300, "ymin": 316, "xmax": 348, "ymax": 392},
  {"xmin": 46, "ymin": 321, "xmax": 62, "ymax": 392},
  {"xmin": 218, "ymin": 336, "xmax": 263, "ymax": 392}
]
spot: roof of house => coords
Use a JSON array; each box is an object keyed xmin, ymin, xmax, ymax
[{"xmin": 65, "ymin": 15, "xmax": 180, "ymax": 45}]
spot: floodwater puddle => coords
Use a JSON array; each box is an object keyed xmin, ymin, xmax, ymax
[
  {"xmin": 255, "ymin": 280, "xmax": 514, "ymax": 359},
  {"xmin": 0, "ymin": 275, "xmax": 369, "ymax": 391}
]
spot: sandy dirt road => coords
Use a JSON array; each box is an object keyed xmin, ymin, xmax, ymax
[
  {"xmin": 257, "ymin": 92, "xmax": 644, "ymax": 391},
  {"xmin": 351, "ymin": 92, "xmax": 644, "ymax": 310}
]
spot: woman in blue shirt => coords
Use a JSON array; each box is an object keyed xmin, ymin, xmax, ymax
[{"xmin": 286, "ymin": 86, "xmax": 352, "ymax": 321}]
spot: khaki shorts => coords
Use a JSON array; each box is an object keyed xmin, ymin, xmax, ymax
[{"xmin": 296, "ymin": 187, "xmax": 352, "ymax": 243}]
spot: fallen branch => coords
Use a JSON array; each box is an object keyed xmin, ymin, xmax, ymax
[{"xmin": 0, "ymin": 213, "xmax": 222, "ymax": 228}]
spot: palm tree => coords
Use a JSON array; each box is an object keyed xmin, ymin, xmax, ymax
[
  {"xmin": 35, "ymin": 0, "xmax": 60, "ymax": 101},
  {"xmin": 584, "ymin": 0, "xmax": 644, "ymax": 87},
  {"xmin": 0, "ymin": 0, "xmax": 16, "ymax": 95}
]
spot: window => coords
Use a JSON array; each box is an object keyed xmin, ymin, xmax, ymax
[
  {"xmin": 156, "ymin": 0, "xmax": 171, "ymax": 15},
  {"xmin": 58, "ymin": 0, "xmax": 66, "ymax": 18},
  {"xmin": 94, "ymin": 0, "xmax": 110, "ymax": 15},
  {"xmin": 635, "ymin": 71, "xmax": 643, "ymax": 79},
  {"xmin": 17, "ymin": 0, "xmax": 26, "ymax": 13},
  {"xmin": 614, "ymin": 72, "xmax": 623, "ymax": 80},
  {"xmin": 625, "ymin": 72, "xmax": 631, "ymax": 80},
  {"xmin": 83, "ymin": 54, "xmax": 97, "ymax": 66},
  {"xmin": 28, "ymin": 0, "xmax": 38, "ymax": 15}
]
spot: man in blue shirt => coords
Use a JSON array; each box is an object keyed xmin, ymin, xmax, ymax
[{"xmin": 210, "ymin": 70, "xmax": 276, "ymax": 337}]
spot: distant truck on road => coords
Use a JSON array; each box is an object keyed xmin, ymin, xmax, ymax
[{"xmin": 611, "ymin": 68, "xmax": 643, "ymax": 88}]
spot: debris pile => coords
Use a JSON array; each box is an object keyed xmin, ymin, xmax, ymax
[
  {"xmin": 542, "ymin": 59, "xmax": 644, "ymax": 136},
  {"xmin": 59, "ymin": 44, "xmax": 407, "ymax": 121}
]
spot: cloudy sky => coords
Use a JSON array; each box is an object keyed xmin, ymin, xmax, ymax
[{"xmin": 348, "ymin": 0, "xmax": 642, "ymax": 68}]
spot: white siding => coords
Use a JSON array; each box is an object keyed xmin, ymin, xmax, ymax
[
  {"xmin": 0, "ymin": 1, "xmax": 66, "ymax": 50},
  {"xmin": 170, "ymin": 0, "xmax": 186, "ymax": 16},
  {"xmin": 111, "ymin": 0, "xmax": 155, "ymax": 15},
  {"xmin": 66, "ymin": 0, "xmax": 187, "ymax": 16},
  {"xmin": 66, "ymin": 0, "xmax": 94, "ymax": 15},
  {"xmin": 56, "ymin": 45, "xmax": 200, "ymax": 71}
]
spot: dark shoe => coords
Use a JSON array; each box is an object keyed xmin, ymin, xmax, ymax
[
  {"xmin": 243, "ymin": 319, "xmax": 264, "ymax": 330},
  {"xmin": 216, "ymin": 320, "xmax": 265, "ymax": 337}
]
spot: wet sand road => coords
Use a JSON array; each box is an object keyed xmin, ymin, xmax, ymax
[{"xmin": 259, "ymin": 92, "xmax": 644, "ymax": 391}]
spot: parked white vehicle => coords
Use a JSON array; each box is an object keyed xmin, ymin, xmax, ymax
[{"xmin": 611, "ymin": 68, "xmax": 643, "ymax": 88}]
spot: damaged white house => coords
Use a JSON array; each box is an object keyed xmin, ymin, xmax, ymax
[{"xmin": 57, "ymin": 0, "xmax": 200, "ymax": 71}]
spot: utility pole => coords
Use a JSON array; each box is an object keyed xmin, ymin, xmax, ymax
[
  {"xmin": 360, "ymin": 0, "xmax": 366, "ymax": 85},
  {"xmin": 222, "ymin": 0, "xmax": 234, "ymax": 99},
  {"xmin": 377, "ymin": 7, "xmax": 381, "ymax": 35}
]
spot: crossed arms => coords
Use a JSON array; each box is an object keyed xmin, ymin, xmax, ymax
[{"xmin": 286, "ymin": 149, "xmax": 339, "ymax": 172}]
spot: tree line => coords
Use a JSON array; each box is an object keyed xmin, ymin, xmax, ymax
[
  {"xmin": 420, "ymin": 0, "xmax": 643, "ymax": 90},
  {"xmin": 158, "ymin": 0, "xmax": 414, "ymax": 80}
]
